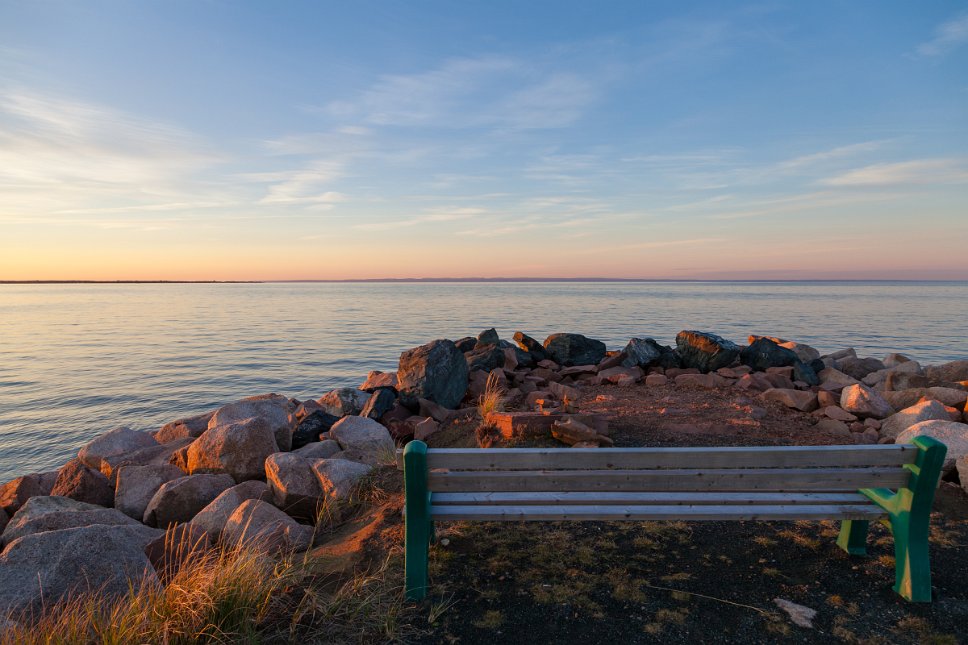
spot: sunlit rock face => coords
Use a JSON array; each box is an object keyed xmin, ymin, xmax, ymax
[{"xmin": 396, "ymin": 339, "xmax": 468, "ymax": 409}]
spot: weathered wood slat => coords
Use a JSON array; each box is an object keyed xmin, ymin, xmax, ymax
[
  {"xmin": 429, "ymin": 504, "xmax": 887, "ymax": 521},
  {"xmin": 427, "ymin": 467, "xmax": 909, "ymax": 492},
  {"xmin": 430, "ymin": 491, "xmax": 872, "ymax": 506},
  {"xmin": 422, "ymin": 445, "xmax": 916, "ymax": 471}
]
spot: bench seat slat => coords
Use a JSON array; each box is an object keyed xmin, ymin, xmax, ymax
[
  {"xmin": 416, "ymin": 445, "xmax": 916, "ymax": 471},
  {"xmin": 427, "ymin": 467, "xmax": 909, "ymax": 492},
  {"xmin": 429, "ymin": 504, "xmax": 887, "ymax": 522},
  {"xmin": 430, "ymin": 491, "xmax": 872, "ymax": 506}
]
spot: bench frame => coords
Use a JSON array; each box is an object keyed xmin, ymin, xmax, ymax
[{"xmin": 403, "ymin": 437, "xmax": 946, "ymax": 602}]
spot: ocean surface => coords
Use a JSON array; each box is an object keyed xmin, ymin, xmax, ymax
[{"xmin": 2, "ymin": 281, "xmax": 967, "ymax": 481}]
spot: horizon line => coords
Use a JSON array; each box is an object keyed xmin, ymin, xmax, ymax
[{"xmin": 3, "ymin": 277, "xmax": 968, "ymax": 285}]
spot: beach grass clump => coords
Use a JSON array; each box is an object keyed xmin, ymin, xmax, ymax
[
  {"xmin": 0, "ymin": 529, "xmax": 417, "ymax": 644},
  {"xmin": 477, "ymin": 371, "xmax": 506, "ymax": 419}
]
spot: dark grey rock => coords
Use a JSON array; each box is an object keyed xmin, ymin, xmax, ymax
[
  {"xmin": 793, "ymin": 360, "xmax": 820, "ymax": 386},
  {"xmin": 622, "ymin": 338, "xmax": 676, "ymax": 369},
  {"xmin": 454, "ymin": 337, "xmax": 477, "ymax": 353},
  {"xmin": 360, "ymin": 388, "xmax": 397, "ymax": 420},
  {"xmin": 838, "ymin": 356, "xmax": 887, "ymax": 380},
  {"xmin": 476, "ymin": 328, "xmax": 500, "ymax": 347},
  {"xmin": 499, "ymin": 340, "xmax": 534, "ymax": 368},
  {"xmin": 397, "ymin": 339, "xmax": 469, "ymax": 409},
  {"xmin": 740, "ymin": 337, "xmax": 798, "ymax": 371},
  {"xmin": 465, "ymin": 344, "xmax": 505, "ymax": 373},
  {"xmin": 543, "ymin": 333, "xmax": 607, "ymax": 367},
  {"xmin": 676, "ymin": 331, "xmax": 740, "ymax": 373},
  {"xmin": 512, "ymin": 332, "xmax": 550, "ymax": 362},
  {"xmin": 291, "ymin": 410, "xmax": 339, "ymax": 450}
]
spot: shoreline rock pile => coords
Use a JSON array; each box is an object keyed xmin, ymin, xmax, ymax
[{"xmin": 1, "ymin": 328, "xmax": 967, "ymax": 617}]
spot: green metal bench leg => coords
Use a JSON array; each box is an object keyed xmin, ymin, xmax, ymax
[
  {"xmin": 404, "ymin": 440, "xmax": 430, "ymax": 601},
  {"xmin": 860, "ymin": 436, "xmax": 946, "ymax": 602},
  {"xmin": 836, "ymin": 520, "xmax": 869, "ymax": 555},
  {"xmin": 890, "ymin": 510, "xmax": 932, "ymax": 602}
]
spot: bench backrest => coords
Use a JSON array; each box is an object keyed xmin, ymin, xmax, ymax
[{"xmin": 402, "ymin": 445, "xmax": 918, "ymax": 494}]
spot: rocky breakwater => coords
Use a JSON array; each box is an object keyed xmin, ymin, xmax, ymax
[{"xmin": 2, "ymin": 328, "xmax": 968, "ymax": 620}]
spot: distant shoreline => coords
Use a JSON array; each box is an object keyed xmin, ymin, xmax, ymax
[{"xmin": 2, "ymin": 278, "xmax": 967, "ymax": 285}]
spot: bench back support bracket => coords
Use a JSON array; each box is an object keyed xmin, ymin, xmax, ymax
[{"xmin": 404, "ymin": 440, "xmax": 431, "ymax": 601}]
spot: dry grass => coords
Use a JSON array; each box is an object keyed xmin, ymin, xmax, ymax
[
  {"xmin": 1, "ymin": 497, "xmax": 419, "ymax": 644},
  {"xmin": 477, "ymin": 371, "xmax": 506, "ymax": 418}
]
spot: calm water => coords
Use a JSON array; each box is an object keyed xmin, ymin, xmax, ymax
[{"xmin": 2, "ymin": 281, "xmax": 966, "ymax": 481}]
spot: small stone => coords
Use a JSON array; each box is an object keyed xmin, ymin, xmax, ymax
[
  {"xmin": 823, "ymin": 406, "xmax": 857, "ymax": 422},
  {"xmin": 761, "ymin": 388, "xmax": 819, "ymax": 412},
  {"xmin": 414, "ymin": 417, "xmax": 439, "ymax": 441},
  {"xmin": 645, "ymin": 374, "xmax": 668, "ymax": 386},
  {"xmin": 815, "ymin": 418, "xmax": 851, "ymax": 438}
]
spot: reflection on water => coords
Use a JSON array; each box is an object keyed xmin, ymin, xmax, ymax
[{"xmin": 1, "ymin": 281, "xmax": 966, "ymax": 479}]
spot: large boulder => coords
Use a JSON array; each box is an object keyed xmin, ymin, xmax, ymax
[
  {"xmin": 78, "ymin": 426, "xmax": 158, "ymax": 474},
  {"xmin": 291, "ymin": 410, "xmax": 339, "ymax": 450},
  {"xmin": 740, "ymin": 337, "xmax": 798, "ymax": 371},
  {"xmin": 863, "ymin": 361, "xmax": 923, "ymax": 388},
  {"xmin": 49, "ymin": 459, "xmax": 114, "ymax": 508},
  {"xmin": 154, "ymin": 411, "xmax": 215, "ymax": 443},
  {"xmin": 208, "ymin": 393, "xmax": 296, "ymax": 452},
  {"xmin": 264, "ymin": 453, "xmax": 323, "ymax": 520},
  {"xmin": 115, "ymin": 464, "xmax": 185, "ymax": 520},
  {"xmin": 143, "ymin": 474, "xmax": 235, "ymax": 528},
  {"xmin": 924, "ymin": 360, "xmax": 968, "ymax": 384},
  {"xmin": 748, "ymin": 336, "xmax": 821, "ymax": 363},
  {"xmin": 880, "ymin": 400, "xmax": 955, "ymax": 440},
  {"xmin": 837, "ymin": 357, "xmax": 886, "ymax": 380},
  {"xmin": 330, "ymin": 416, "xmax": 394, "ymax": 460},
  {"xmin": 896, "ymin": 420, "xmax": 968, "ymax": 473},
  {"xmin": 0, "ymin": 524, "xmax": 162, "ymax": 616},
  {"xmin": 318, "ymin": 388, "xmax": 372, "ymax": 417},
  {"xmin": 222, "ymin": 499, "xmax": 313, "ymax": 553},
  {"xmin": 542, "ymin": 333, "xmax": 606, "ymax": 367},
  {"xmin": 312, "ymin": 458, "xmax": 373, "ymax": 505},
  {"xmin": 187, "ymin": 417, "xmax": 279, "ymax": 482},
  {"xmin": 0, "ymin": 471, "xmax": 58, "ymax": 515},
  {"xmin": 189, "ymin": 480, "xmax": 271, "ymax": 537},
  {"xmin": 621, "ymin": 338, "xmax": 676, "ymax": 369},
  {"xmin": 397, "ymin": 339, "xmax": 469, "ymax": 409},
  {"xmin": 512, "ymin": 332, "xmax": 550, "ymax": 362},
  {"xmin": 1, "ymin": 496, "xmax": 140, "ymax": 546},
  {"xmin": 840, "ymin": 384, "xmax": 894, "ymax": 419},
  {"xmin": 676, "ymin": 331, "xmax": 740, "ymax": 373}
]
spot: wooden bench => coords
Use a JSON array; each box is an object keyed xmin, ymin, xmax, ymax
[{"xmin": 402, "ymin": 437, "xmax": 947, "ymax": 602}]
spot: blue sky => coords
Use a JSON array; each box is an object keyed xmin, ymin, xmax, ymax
[{"xmin": 1, "ymin": 1, "xmax": 966, "ymax": 279}]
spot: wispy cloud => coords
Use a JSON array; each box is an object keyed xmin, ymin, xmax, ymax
[
  {"xmin": 820, "ymin": 158, "xmax": 968, "ymax": 186},
  {"xmin": 354, "ymin": 207, "xmax": 487, "ymax": 231},
  {"xmin": 324, "ymin": 55, "xmax": 598, "ymax": 131},
  {"xmin": 917, "ymin": 13, "xmax": 968, "ymax": 57}
]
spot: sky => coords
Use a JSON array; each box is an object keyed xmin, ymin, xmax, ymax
[{"xmin": 1, "ymin": 1, "xmax": 966, "ymax": 281}]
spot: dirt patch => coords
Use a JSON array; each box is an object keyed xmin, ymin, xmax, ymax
[{"xmin": 404, "ymin": 381, "xmax": 968, "ymax": 644}]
